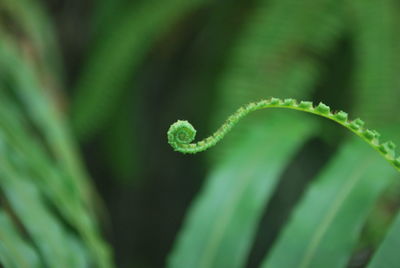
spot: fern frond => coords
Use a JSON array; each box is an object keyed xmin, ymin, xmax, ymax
[{"xmin": 168, "ymin": 98, "xmax": 400, "ymax": 172}]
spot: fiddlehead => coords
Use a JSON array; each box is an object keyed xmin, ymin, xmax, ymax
[{"xmin": 167, "ymin": 97, "xmax": 400, "ymax": 172}]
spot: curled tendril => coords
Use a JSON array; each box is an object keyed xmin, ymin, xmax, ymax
[{"xmin": 167, "ymin": 97, "xmax": 400, "ymax": 173}]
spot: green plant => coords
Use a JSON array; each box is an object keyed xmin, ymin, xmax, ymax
[
  {"xmin": 167, "ymin": 97, "xmax": 400, "ymax": 268},
  {"xmin": 1, "ymin": 0, "xmax": 400, "ymax": 267},
  {"xmin": 167, "ymin": 97, "xmax": 400, "ymax": 172}
]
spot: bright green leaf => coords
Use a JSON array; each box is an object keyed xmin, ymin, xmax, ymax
[{"xmin": 261, "ymin": 138, "xmax": 397, "ymax": 268}]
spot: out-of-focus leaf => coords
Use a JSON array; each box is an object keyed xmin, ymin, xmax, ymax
[
  {"xmin": 65, "ymin": 235, "xmax": 92, "ymax": 268},
  {"xmin": 168, "ymin": 113, "xmax": 316, "ymax": 268},
  {"xmin": 0, "ymin": 0, "xmax": 64, "ymax": 79},
  {"xmin": 367, "ymin": 211, "xmax": 400, "ymax": 268},
  {"xmin": 71, "ymin": 0, "xmax": 208, "ymax": 139},
  {"xmin": 261, "ymin": 138, "xmax": 397, "ymax": 268},
  {"xmin": 0, "ymin": 36, "xmax": 113, "ymax": 268},
  {"xmin": 0, "ymin": 36, "xmax": 94, "ymax": 210},
  {"xmin": 0, "ymin": 94, "xmax": 110, "ymax": 268},
  {"xmin": 0, "ymin": 209, "xmax": 42, "ymax": 268},
  {"xmin": 0, "ymin": 135, "xmax": 88, "ymax": 268}
]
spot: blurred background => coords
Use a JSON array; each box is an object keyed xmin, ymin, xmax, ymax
[{"xmin": 0, "ymin": 0, "xmax": 400, "ymax": 267}]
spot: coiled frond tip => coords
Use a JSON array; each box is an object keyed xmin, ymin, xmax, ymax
[{"xmin": 167, "ymin": 120, "xmax": 197, "ymax": 152}]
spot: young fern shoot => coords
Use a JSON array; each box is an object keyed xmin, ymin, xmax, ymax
[{"xmin": 167, "ymin": 97, "xmax": 400, "ymax": 172}]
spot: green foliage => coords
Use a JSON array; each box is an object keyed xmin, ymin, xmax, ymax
[
  {"xmin": 261, "ymin": 139, "xmax": 396, "ymax": 268},
  {"xmin": 0, "ymin": 209, "xmax": 41, "ymax": 268},
  {"xmin": 166, "ymin": 0, "xmax": 400, "ymax": 268},
  {"xmin": 168, "ymin": 113, "xmax": 317, "ymax": 267},
  {"xmin": 0, "ymin": 2, "xmax": 112, "ymax": 267},
  {"xmin": 168, "ymin": 97, "xmax": 400, "ymax": 267},
  {"xmin": 1, "ymin": 0, "xmax": 400, "ymax": 267}
]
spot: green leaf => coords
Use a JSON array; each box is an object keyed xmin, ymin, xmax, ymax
[
  {"xmin": 0, "ymin": 36, "xmax": 113, "ymax": 268},
  {"xmin": 0, "ymin": 0, "xmax": 64, "ymax": 79},
  {"xmin": 0, "ymin": 137, "xmax": 87, "ymax": 268},
  {"xmin": 261, "ymin": 138, "xmax": 397, "ymax": 268},
  {"xmin": 0, "ymin": 209, "xmax": 42, "ymax": 268},
  {"xmin": 0, "ymin": 95, "xmax": 110, "ymax": 268},
  {"xmin": 367, "ymin": 211, "xmax": 400, "ymax": 268},
  {"xmin": 168, "ymin": 113, "xmax": 316, "ymax": 268},
  {"xmin": 0, "ymin": 37, "xmax": 94, "ymax": 210}
]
